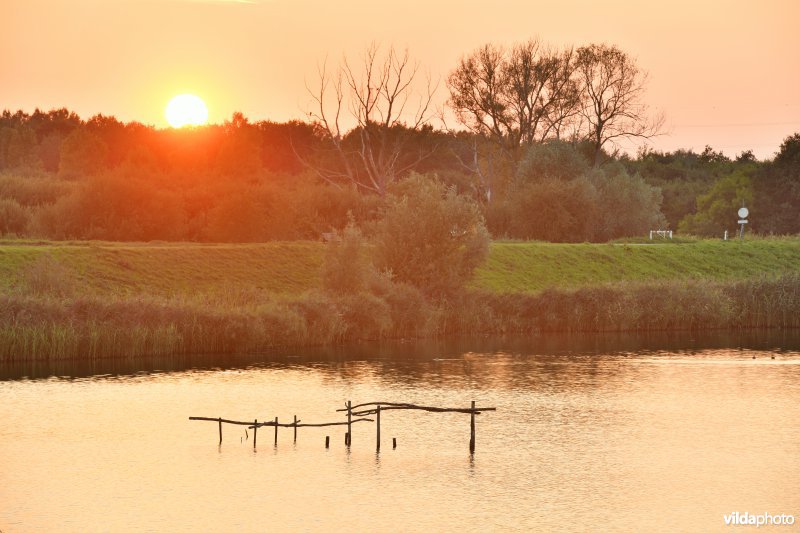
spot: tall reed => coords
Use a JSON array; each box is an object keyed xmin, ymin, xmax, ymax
[{"xmin": 1, "ymin": 273, "xmax": 798, "ymax": 362}]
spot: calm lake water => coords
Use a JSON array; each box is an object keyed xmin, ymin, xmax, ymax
[{"xmin": 2, "ymin": 332, "xmax": 799, "ymax": 532}]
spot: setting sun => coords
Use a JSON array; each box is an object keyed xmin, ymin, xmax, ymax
[{"xmin": 165, "ymin": 94, "xmax": 208, "ymax": 128}]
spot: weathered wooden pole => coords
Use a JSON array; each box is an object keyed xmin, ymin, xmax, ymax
[
  {"xmin": 274, "ymin": 416, "xmax": 278, "ymax": 445},
  {"xmin": 253, "ymin": 419, "xmax": 258, "ymax": 449},
  {"xmin": 325, "ymin": 435, "xmax": 330, "ymax": 448},
  {"xmin": 346, "ymin": 400, "xmax": 352, "ymax": 447},
  {"xmin": 218, "ymin": 417, "xmax": 222, "ymax": 445},
  {"xmin": 376, "ymin": 404, "xmax": 381, "ymax": 452},
  {"xmin": 393, "ymin": 437, "xmax": 397, "ymax": 449},
  {"xmin": 293, "ymin": 415, "xmax": 297, "ymax": 443},
  {"xmin": 469, "ymin": 401, "xmax": 475, "ymax": 453}
]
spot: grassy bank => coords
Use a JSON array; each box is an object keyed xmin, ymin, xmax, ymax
[
  {"xmin": 2, "ymin": 238, "xmax": 800, "ymax": 296},
  {"xmin": 1, "ymin": 238, "xmax": 799, "ymax": 361},
  {"xmin": 474, "ymin": 238, "xmax": 800, "ymax": 292},
  {"xmin": 0, "ymin": 240, "xmax": 323, "ymax": 297}
]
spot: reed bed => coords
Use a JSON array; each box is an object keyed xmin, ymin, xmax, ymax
[{"xmin": 1, "ymin": 273, "xmax": 798, "ymax": 362}]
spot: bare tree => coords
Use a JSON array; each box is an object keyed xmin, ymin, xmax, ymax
[
  {"xmin": 447, "ymin": 43, "xmax": 511, "ymax": 146},
  {"xmin": 447, "ymin": 39, "xmax": 581, "ymax": 149},
  {"xmin": 446, "ymin": 40, "xmax": 583, "ymax": 201},
  {"xmin": 575, "ymin": 44, "xmax": 664, "ymax": 165},
  {"xmin": 303, "ymin": 44, "xmax": 438, "ymax": 195}
]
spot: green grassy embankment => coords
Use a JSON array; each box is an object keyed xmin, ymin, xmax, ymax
[
  {"xmin": 2, "ymin": 238, "xmax": 799, "ymax": 296},
  {"xmin": 474, "ymin": 238, "xmax": 800, "ymax": 292},
  {"xmin": 0, "ymin": 240, "xmax": 323, "ymax": 297},
  {"xmin": 1, "ymin": 237, "xmax": 799, "ymax": 361}
]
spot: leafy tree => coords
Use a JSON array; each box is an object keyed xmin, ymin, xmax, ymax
[
  {"xmin": 678, "ymin": 171, "xmax": 753, "ymax": 236},
  {"xmin": 752, "ymin": 133, "xmax": 800, "ymax": 234},
  {"xmin": 214, "ymin": 113, "xmax": 262, "ymax": 180},
  {"xmin": 373, "ymin": 173, "xmax": 489, "ymax": 295},
  {"xmin": 58, "ymin": 129, "xmax": 108, "ymax": 179},
  {"xmin": 0, "ymin": 126, "xmax": 42, "ymax": 172},
  {"xmin": 592, "ymin": 168, "xmax": 666, "ymax": 240},
  {"xmin": 774, "ymin": 133, "xmax": 800, "ymax": 168}
]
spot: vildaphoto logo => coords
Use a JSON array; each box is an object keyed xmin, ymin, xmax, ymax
[{"xmin": 723, "ymin": 512, "xmax": 795, "ymax": 527}]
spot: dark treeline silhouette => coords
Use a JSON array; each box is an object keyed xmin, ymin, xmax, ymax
[
  {"xmin": 1, "ymin": 107, "xmax": 797, "ymax": 242},
  {"xmin": 0, "ymin": 40, "xmax": 798, "ymax": 242}
]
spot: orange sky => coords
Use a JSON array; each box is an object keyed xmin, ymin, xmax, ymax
[{"xmin": 2, "ymin": 0, "xmax": 799, "ymax": 159}]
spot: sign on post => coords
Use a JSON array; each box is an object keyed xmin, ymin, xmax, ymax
[{"xmin": 737, "ymin": 207, "xmax": 749, "ymax": 239}]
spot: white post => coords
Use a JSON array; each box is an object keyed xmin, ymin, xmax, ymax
[{"xmin": 649, "ymin": 230, "xmax": 653, "ymax": 240}]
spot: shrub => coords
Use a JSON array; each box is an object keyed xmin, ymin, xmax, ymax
[
  {"xmin": 373, "ymin": 173, "xmax": 489, "ymax": 296},
  {"xmin": 516, "ymin": 140, "xmax": 591, "ymax": 183},
  {"xmin": 501, "ymin": 177, "xmax": 598, "ymax": 242},
  {"xmin": 0, "ymin": 198, "xmax": 30, "ymax": 235},
  {"xmin": 592, "ymin": 170, "xmax": 667, "ymax": 241},
  {"xmin": 321, "ymin": 220, "xmax": 376, "ymax": 294}
]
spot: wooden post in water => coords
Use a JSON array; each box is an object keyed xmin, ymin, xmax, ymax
[
  {"xmin": 274, "ymin": 416, "xmax": 278, "ymax": 445},
  {"xmin": 325, "ymin": 436, "xmax": 330, "ymax": 448},
  {"xmin": 293, "ymin": 415, "xmax": 297, "ymax": 443},
  {"xmin": 376, "ymin": 404, "xmax": 381, "ymax": 452},
  {"xmin": 253, "ymin": 419, "xmax": 258, "ymax": 449},
  {"xmin": 346, "ymin": 400, "xmax": 352, "ymax": 447},
  {"xmin": 393, "ymin": 437, "xmax": 397, "ymax": 449},
  {"xmin": 469, "ymin": 401, "xmax": 475, "ymax": 453},
  {"xmin": 218, "ymin": 417, "xmax": 222, "ymax": 445}
]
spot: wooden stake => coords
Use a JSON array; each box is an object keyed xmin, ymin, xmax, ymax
[
  {"xmin": 469, "ymin": 401, "xmax": 475, "ymax": 453},
  {"xmin": 393, "ymin": 437, "xmax": 397, "ymax": 449},
  {"xmin": 253, "ymin": 419, "xmax": 258, "ymax": 449},
  {"xmin": 346, "ymin": 400, "xmax": 352, "ymax": 447},
  {"xmin": 274, "ymin": 416, "xmax": 278, "ymax": 445},
  {"xmin": 218, "ymin": 417, "xmax": 222, "ymax": 445},
  {"xmin": 293, "ymin": 415, "xmax": 297, "ymax": 443},
  {"xmin": 376, "ymin": 404, "xmax": 381, "ymax": 452},
  {"xmin": 325, "ymin": 436, "xmax": 330, "ymax": 448}
]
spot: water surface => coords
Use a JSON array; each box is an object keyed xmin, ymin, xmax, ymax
[{"xmin": 1, "ymin": 333, "xmax": 799, "ymax": 531}]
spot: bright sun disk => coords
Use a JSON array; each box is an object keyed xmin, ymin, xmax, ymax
[{"xmin": 165, "ymin": 94, "xmax": 208, "ymax": 128}]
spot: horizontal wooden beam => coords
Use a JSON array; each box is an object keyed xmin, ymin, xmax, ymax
[
  {"xmin": 336, "ymin": 402, "xmax": 497, "ymax": 416},
  {"xmin": 189, "ymin": 416, "xmax": 374, "ymax": 429}
]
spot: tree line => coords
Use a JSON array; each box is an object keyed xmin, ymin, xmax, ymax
[{"xmin": 0, "ymin": 40, "xmax": 798, "ymax": 242}]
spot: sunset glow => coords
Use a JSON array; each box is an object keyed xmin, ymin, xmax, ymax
[{"xmin": 165, "ymin": 94, "xmax": 208, "ymax": 128}]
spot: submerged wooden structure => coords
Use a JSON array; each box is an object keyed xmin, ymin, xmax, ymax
[{"xmin": 190, "ymin": 400, "xmax": 496, "ymax": 453}]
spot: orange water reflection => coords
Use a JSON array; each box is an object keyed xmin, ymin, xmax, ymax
[{"xmin": 1, "ymin": 335, "xmax": 799, "ymax": 531}]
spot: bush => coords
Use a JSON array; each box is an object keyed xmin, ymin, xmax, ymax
[
  {"xmin": 516, "ymin": 140, "xmax": 591, "ymax": 183},
  {"xmin": 0, "ymin": 198, "xmax": 30, "ymax": 235},
  {"xmin": 0, "ymin": 173, "xmax": 74, "ymax": 206},
  {"xmin": 497, "ymin": 177, "xmax": 598, "ymax": 242},
  {"xmin": 592, "ymin": 169, "xmax": 667, "ymax": 241},
  {"xmin": 678, "ymin": 171, "xmax": 753, "ymax": 237},
  {"xmin": 373, "ymin": 173, "xmax": 489, "ymax": 296},
  {"xmin": 495, "ymin": 166, "xmax": 666, "ymax": 242},
  {"xmin": 321, "ymin": 220, "xmax": 376, "ymax": 294}
]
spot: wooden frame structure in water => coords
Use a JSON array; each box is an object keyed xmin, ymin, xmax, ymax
[{"xmin": 189, "ymin": 400, "xmax": 496, "ymax": 453}]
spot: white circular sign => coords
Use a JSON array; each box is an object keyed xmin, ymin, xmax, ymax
[{"xmin": 738, "ymin": 207, "xmax": 749, "ymax": 218}]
